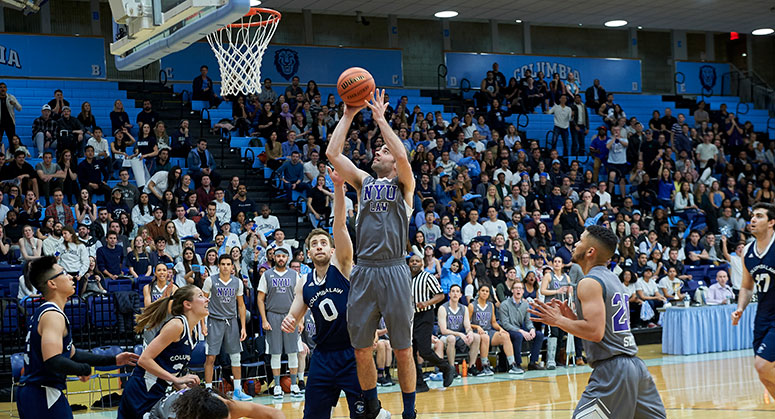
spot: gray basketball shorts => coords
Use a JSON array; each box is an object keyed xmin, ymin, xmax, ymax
[
  {"xmin": 266, "ymin": 311, "xmax": 299, "ymax": 355},
  {"xmin": 347, "ymin": 259, "xmax": 413, "ymax": 350},
  {"xmin": 205, "ymin": 317, "xmax": 242, "ymax": 356},
  {"xmin": 573, "ymin": 355, "xmax": 666, "ymax": 419}
]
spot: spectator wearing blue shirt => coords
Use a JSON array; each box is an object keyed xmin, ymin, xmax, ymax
[
  {"xmin": 186, "ymin": 138, "xmax": 221, "ymax": 187},
  {"xmin": 276, "ymin": 151, "xmax": 308, "ymax": 201},
  {"xmin": 435, "ymin": 173, "xmax": 455, "ymax": 208},
  {"xmin": 196, "ymin": 201, "xmax": 221, "ymax": 242},
  {"xmin": 192, "ymin": 65, "xmax": 222, "ymax": 108},
  {"xmin": 589, "ymin": 126, "xmax": 609, "ymax": 182},
  {"xmin": 440, "ymin": 244, "xmax": 471, "ymax": 294},
  {"xmin": 77, "ymin": 145, "xmax": 112, "ymax": 200},
  {"xmin": 281, "ymin": 131, "xmax": 301, "ymax": 157},
  {"xmin": 672, "ymin": 123, "xmax": 693, "ymax": 156},
  {"xmin": 457, "ymin": 147, "xmax": 481, "ymax": 179},
  {"xmin": 657, "ymin": 169, "xmax": 675, "ymax": 208},
  {"xmin": 96, "ymin": 231, "xmax": 125, "ymax": 279}
]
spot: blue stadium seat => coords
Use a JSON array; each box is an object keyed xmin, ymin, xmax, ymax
[
  {"xmin": 88, "ymin": 296, "xmax": 117, "ymax": 328},
  {"xmin": 683, "ymin": 265, "xmax": 708, "ymax": 282}
]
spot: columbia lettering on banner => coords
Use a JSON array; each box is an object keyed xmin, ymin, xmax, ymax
[
  {"xmin": 0, "ymin": 33, "xmax": 106, "ymax": 79},
  {"xmin": 444, "ymin": 52, "xmax": 642, "ymax": 93}
]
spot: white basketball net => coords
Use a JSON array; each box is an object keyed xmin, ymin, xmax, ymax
[{"xmin": 206, "ymin": 8, "xmax": 280, "ymax": 96}]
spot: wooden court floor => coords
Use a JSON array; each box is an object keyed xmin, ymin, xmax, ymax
[{"xmin": 2, "ymin": 345, "xmax": 774, "ymax": 418}]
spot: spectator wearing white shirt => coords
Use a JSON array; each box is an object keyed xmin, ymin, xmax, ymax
[
  {"xmin": 172, "ymin": 205, "xmax": 200, "ymax": 240},
  {"xmin": 706, "ymin": 270, "xmax": 734, "ymax": 305},
  {"xmin": 493, "ymin": 158, "xmax": 515, "ymax": 188},
  {"xmin": 213, "ymin": 188, "xmax": 231, "ymax": 225},
  {"xmin": 606, "ymin": 125, "xmax": 629, "ymax": 201},
  {"xmin": 303, "ymin": 150, "xmax": 320, "ymax": 184},
  {"xmin": 254, "ymin": 204, "xmax": 280, "ymax": 239},
  {"xmin": 461, "ymin": 209, "xmax": 487, "ymax": 245},
  {"xmin": 635, "ymin": 267, "xmax": 666, "ymax": 325},
  {"xmin": 657, "ymin": 267, "xmax": 685, "ymax": 301},
  {"xmin": 42, "ymin": 222, "xmax": 64, "ymax": 256},
  {"xmin": 86, "ymin": 127, "xmax": 111, "ymax": 162},
  {"xmin": 596, "ymin": 181, "xmax": 612, "ymax": 209},
  {"xmin": 638, "ymin": 230, "xmax": 663, "ymax": 257},
  {"xmin": 467, "ymin": 131, "xmax": 486, "ymax": 154},
  {"xmin": 695, "ymin": 132, "xmax": 718, "ymax": 170},
  {"xmin": 547, "ymin": 94, "xmax": 572, "ymax": 156},
  {"xmin": 482, "ymin": 207, "xmax": 507, "ymax": 238}
]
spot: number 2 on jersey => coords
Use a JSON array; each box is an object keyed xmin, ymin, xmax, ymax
[
  {"xmin": 319, "ymin": 298, "xmax": 339, "ymax": 322},
  {"xmin": 611, "ymin": 292, "xmax": 631, "ymax": 333},
  {"xmin": 755, "ymin": 273, "xmax": 771, "ymax": 294}
]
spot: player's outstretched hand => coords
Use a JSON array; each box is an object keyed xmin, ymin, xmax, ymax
[
  {"xmin": 173, "ymin": 374, "xmax": 200, "ymax": 388},
  {"xmin": 343, "ymin": 102, "xmax": 366, "ymax": 117},
  {"xmin": 364, "ymin": 89, "xmax": 388, "ymax": 122},
  {"xmin": 550, "ymin": 299, "xmax": 578, "ymax": 321},
  {"xmin": 327, "ymin": 166, "xmax": 344, "ymax": 187},
  {"xmin": 281, "ymin": 314, "xmax": 296, "ymax": 334},
  {"xmin": 527, "ymin": 299, "xmax": 563, "ymax": 327},
  {"xmin": 731, "ymin": 308, "xmax": 743, "ymax": 326},
  {"xmin": 116, "ymin": 352, "xmax": 140, "ymax": 367}
]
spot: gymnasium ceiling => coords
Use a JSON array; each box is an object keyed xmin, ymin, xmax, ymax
[{"xmin": 261, "ymin": 0, "xmax": 775, "ymax": 34}]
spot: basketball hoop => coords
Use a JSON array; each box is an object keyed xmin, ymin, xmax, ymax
[{"xmin": 206, "ymin": 7, "xmax": 281, "ymax": 96}]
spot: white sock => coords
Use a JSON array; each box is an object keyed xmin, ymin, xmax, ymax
[
  {"xmin": 205, "ymin": 383, "xmax": 213, "ymax": 389},
  {"xmin": 234, "ymin": 379, "xmax": 241, "ymax": 390}
]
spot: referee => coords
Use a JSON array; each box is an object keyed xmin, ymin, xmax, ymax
[{"xmin": 409, "ymin": 253, "xmax": 454, "ymax": 392}]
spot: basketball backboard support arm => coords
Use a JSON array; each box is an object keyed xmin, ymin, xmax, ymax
[{"xmin": 110, "ymin": 0, "xmax": 250, "ymax": 71}]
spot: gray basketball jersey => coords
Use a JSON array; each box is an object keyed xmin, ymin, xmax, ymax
[
  {"xmin": 150, "ymin": 282, "xmax": 170, "ymax": 303},
  {"xmin": 207, "ymin": 275, "xmax": 240, "ymax": 320},
  {"xmin": 441, "ymin": 302, "xmax": 465, "ymax": 333},
  {"xmin": 547, "ymin": 271, "xmax": 571, "ymax": 302},
  {"xmin": 263, "ymin": 268, "xmax": 297, "ymax": 314},
  {"xmin": 472, "ymin": 301, "xmax": 494, "ymax": 331},
  {"xmin": 356, "ymin": 176, "xmax": 410, "ymax": 261},
  {"xmin": 576, "ymin": 265, "xmax": 638, "ymax": 364}
]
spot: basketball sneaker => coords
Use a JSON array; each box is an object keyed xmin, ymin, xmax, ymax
[
  {"xmin": 232, "ymin": 387, "xmax": 253, "ymax": 401},
  {"xmin": 290, "ymin": 384, "xmax": 303, "ymax": 398},
  {"xmin": 481, "ymin": 365, "xmax": 495, "ymax": 376},
  {"xmin": 298, "ymin": 379, "xmax": 306, "ymax": 392},
  {"xmin": 273, "ymin": 385, "xmax": 283, "ymax": 399},
  {"xmin": 508, "ymin": 364, "xmax": 525, "ymax": 374},
  {"xmin": 442, "ymin": 364, "xmax": 455, "ymax": 387},
  {"xmin": 468, "ymin": 365, "xmax": 483, "ymax": 377}
]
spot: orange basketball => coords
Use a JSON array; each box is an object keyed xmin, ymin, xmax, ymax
[
  {"xmin": 280, "ymin": 376, "xmax": 291, "ymax": 393},
  {"xmin": 337, "ymin": 67, "xmax": 375, "ymax": 107}
]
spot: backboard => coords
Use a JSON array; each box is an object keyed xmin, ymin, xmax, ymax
[{"xmin": 108, "ymin": 0, "xmax": 251, "ymax": 71}]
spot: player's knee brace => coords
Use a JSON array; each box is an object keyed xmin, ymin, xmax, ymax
[
  {"xmin": 288, "ymin": 353, "xmax": 298, "ymax": 368},
  {"xmin": 229, "ymin": 353, "xmax": 241, "ymax": 367},
  {"xmin": 271, "ymin": 354, "xmax": 282, "ymax": 370}
]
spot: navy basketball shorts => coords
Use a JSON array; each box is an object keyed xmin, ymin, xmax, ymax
[
  {"xmin": 205, "ymin": 317, "xmax": 242, "ymax": 356},
  {"xmin": 304, "ymin": 348, "xmax": 364, "ymax": 419},
  {"xmin": 117, "ymin": 376, "xmax": 167, "ymax": 419},
  {"xmin": 573, "ymin": 355, "xmax": 666, "ymax": 419},
  {"xmin": 347, "ymin": 259, "xmax": 413, "ymax": 350},
  {"xmin": 753, "ymin": 319, "xmax": 775, "ymax": 362},
  {"xmin": 17, "ymin": 385, "xmax": 73, "ymax": 419}
]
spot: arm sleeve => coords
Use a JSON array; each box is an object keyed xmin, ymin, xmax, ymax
[
  {"xmin": 44, "ymin": 354, "xmax": 92, "ymax": 376},
  {"xmin": 72, "ymin": 349, "xmax": 117, "ymax": 366}
]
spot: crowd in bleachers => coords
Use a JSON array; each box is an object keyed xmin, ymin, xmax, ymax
[{"xmin": 0, "ymin": 56, "xmax": 773, "ymax": 374}]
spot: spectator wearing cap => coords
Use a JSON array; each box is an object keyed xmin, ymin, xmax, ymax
[
  {"xmin": 33, "ymin": 104, "xmax": 57, "ymax": 158},
  {"xmin": 548, "ymin": 159, "xmax": 564, "ymax": 186},
  {"xmin": 589, "ymin": 126, "xmax": 609, "ymax": 182},
  {"xmin": 56, "ymin": 105, "xmax": 84, "ymax": 157}
]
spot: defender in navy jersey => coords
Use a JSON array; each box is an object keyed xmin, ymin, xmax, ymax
[
  {"xmin": 733, "ymin": 203, "xmax": 775, "ymax": 397},
  {"xmin": 118, "ymin": 285, "xmax": 207, "ymax": 418},
  {"xmin": 327, "ymin": 89, "xmax": 416, "ymax": 419},
  {"xmin": 530, "ymin": 226, "xmax": 665, "ymax": 418},
  {"xmin": 17, "ymin": 256, "xmax": 138, "ymax": 419},
  {"xmin": 282, "ymin": 167, "xmax": 377, "ymax": 419}
]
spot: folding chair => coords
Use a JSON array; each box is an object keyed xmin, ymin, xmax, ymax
[{"xmin": 89, "ymin": 345, "xmax": 132, "ymax": 409}]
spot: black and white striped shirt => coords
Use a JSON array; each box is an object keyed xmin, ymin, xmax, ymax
[{"xmin": 412, "ymin": 269, "xmax": 443, "ymax": 313}]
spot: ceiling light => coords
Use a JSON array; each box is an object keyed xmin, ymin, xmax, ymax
[
  {"xmin": 752, "ymin": 28, "xmax": 774, "ymax": 36},
  {"xmin": 604, "ymin": 20, "xmax": 628, "ymax": 28},
  {"xmin": 742, "ymin": 53, "xmax": 748, "ymax": 57},
  {"xmin": 637, "ymin": 26, "xmax": 643, "ymax": 30},
  {"xmin": 434, "ymin": 10, "xmax": 458, "ymax": 18},
  {"xmin": 515, "ymin": 19, "xmax": 522, "ymax": 23},
  {"xmin": 578, "ymin": 23, "xmax": 583, "ymax": 26}
]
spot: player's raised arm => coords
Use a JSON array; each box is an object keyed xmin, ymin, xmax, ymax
[
  {"xmin": 733, "ymin": 251, "xmax": 755, "ymax": 325},
  {"xmin": 326, "ymin": 104, "xmax": 369, "ymax": 190},
  {"xmin": 282, "ymin": 279, "xmax": 307, "ymax": 333},
  {"xmin": 364, "ymin": 89, "xmax": 416, "ymax": 203},
  {"xmin": 329, "ymin": 167, "xmax": 353, "ymax": 278}
]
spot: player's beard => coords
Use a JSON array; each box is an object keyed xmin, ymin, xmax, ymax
[
  {"xmin": 571, "ymin": 247, "xmax": 584, "ymax": 264},
  {"xmin": 276, "ymin": 260, "xmax": 287, "ymax": 268}
]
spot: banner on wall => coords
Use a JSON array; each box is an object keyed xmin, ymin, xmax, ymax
[
  {"xmin": 445, "ymin": 52, "xmax": 642, "ymax": 93},
  {"xmin": 0, "ymin": 34, "xmax": 106, "ymax": 79},
  {"xmin": 674, "ymin": 61, "xmax": 731, "ymax": 96},
  {"xmin": 161, "ymin": 43, "xmax": 403, "ymax": 86}
]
